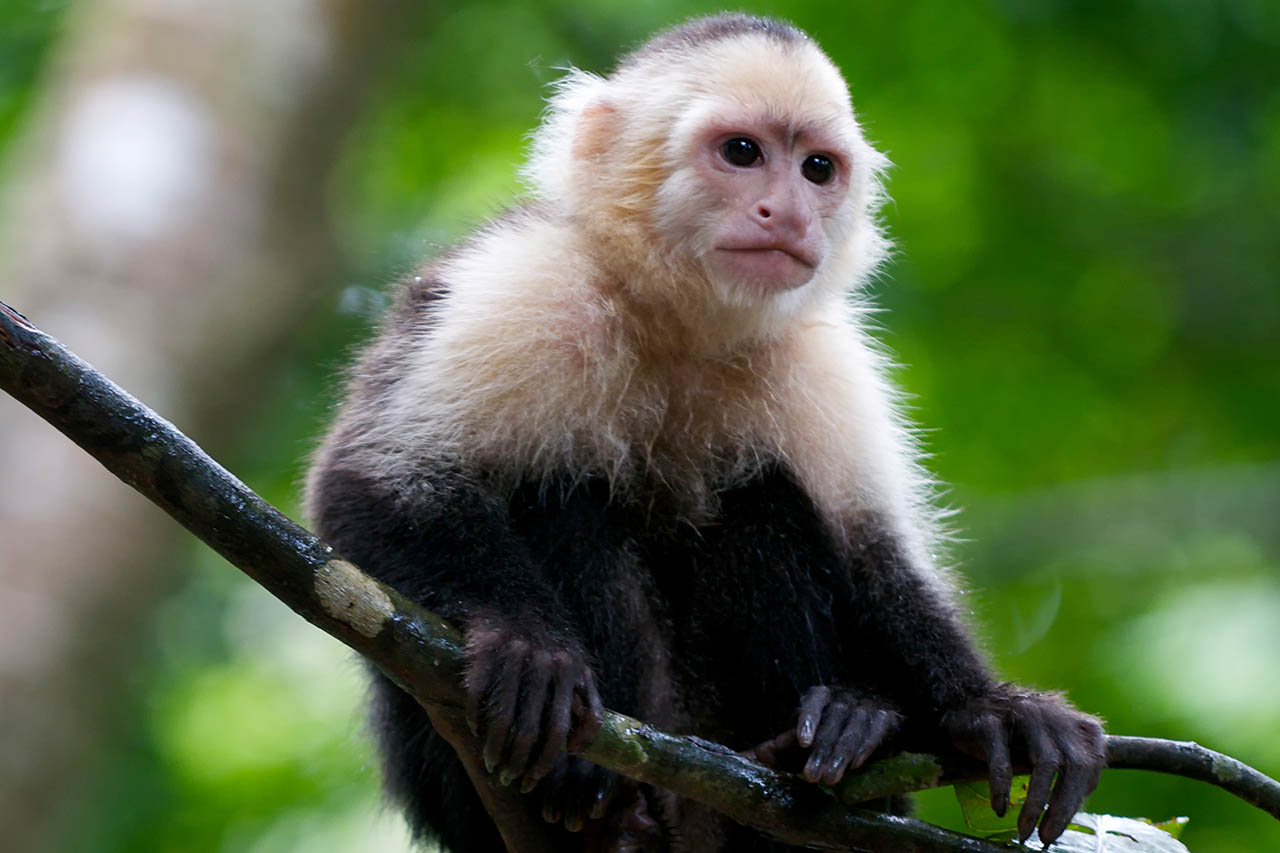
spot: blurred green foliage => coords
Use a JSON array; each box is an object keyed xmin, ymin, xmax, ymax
[{"xmin": 3, "ymin": 1, "xmax": 1277, "ymax": 851}]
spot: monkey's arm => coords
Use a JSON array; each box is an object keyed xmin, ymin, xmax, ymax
[
  {"xmin": 309, "ymin": 462, "xmax": 603, "ymax": 790},
  {"xmin": 834, "ymin": 518, "xmax": 1106, "ymax": 845}
]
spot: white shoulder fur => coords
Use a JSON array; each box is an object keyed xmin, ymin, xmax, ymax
[{"xmin": 351, "ymin": 214, "xmax": 944, "ymax": 582}]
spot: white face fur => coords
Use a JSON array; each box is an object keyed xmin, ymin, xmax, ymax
[
  {"xmin": 525, "ymin": 31, "xmax": 888, "ymax": 325},
  {"xmin": 637, "ymin": 36, "xmax": 879, "ymax": 318},
  {"xmin": 685, "ymin": 108, "xmax": 852, "ymax": 296}
]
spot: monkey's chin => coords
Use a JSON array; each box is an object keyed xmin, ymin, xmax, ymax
[{"xmin": 712, "ymin": 249, "xmax": 816, "ymax": 295}]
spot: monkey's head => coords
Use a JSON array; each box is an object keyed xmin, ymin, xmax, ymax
[{"xmin": 524, "ymin": 14, "xmax": 889, "ymax": 330}]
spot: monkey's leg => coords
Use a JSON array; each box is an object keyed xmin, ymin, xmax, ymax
[
  {"xmin": 375, "ymin": 670, "xmax": 669, "ymax": 852},
  {"xmin": 420, "ymin": 700, "xmax": 558, "ymax": 852},
  {"xmin": 371, "ymin": 672, "xmax": 560, "ymax": 852},
  {"xmin": 580, "ymin": 782, "xmax": 665, "ymax": 853}
]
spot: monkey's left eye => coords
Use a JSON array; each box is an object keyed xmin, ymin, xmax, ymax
[
  {"xmin": 721, "ymin": 137, "xmax": 762, "ymax": 167},
  {"xmin": 801, "ymin": 154, "xmax": 835, "ymax": 185}
]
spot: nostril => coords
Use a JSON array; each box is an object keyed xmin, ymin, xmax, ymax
[{"xmin": 757, "ymin": 205, "xmax": 771, "ymax": 219}]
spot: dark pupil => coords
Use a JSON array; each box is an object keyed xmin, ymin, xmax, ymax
[
  {"xmin": 802, "ymin": 154, "xmax": 834, "ymax": 184},
  {"xmin": 722, "ymin": 138, "xmax": 760, "ymax": 166}
]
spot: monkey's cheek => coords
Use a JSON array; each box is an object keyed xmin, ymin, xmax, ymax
[{"xmin": 712, "ymin": 249, "xmax": 816, "ymax": 294}]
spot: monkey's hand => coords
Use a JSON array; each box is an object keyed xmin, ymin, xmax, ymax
[
  {"xmin": 535, "ymin": 754, "xmax": 616, "ymax": 832},
  {"xmin": 462, "ymin": 615, "xmax": 604, "ymax": 793},
  {"xmin": 941, "ymin": 687, "xmax": 1105, "ymax": 846},
  {"xmin": 748, "ymin": 686, "xmax": 901, "ymax": 785}
]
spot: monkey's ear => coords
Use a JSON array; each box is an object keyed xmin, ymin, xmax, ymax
[{"xmin": 571, "ymin": 102, "xmax": 619, "ymax": 161}]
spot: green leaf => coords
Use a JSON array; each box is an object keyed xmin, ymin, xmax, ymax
[
  {"xmin": 1145, "ymin": 816, "xmax": 1190, "ymax": 839},
  {"xmin": 953, "ymin": 776, "xmax": 1029, "ymax": 838}
]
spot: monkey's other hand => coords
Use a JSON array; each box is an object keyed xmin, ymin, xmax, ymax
[
  {"xmin": 942, "ymin": 688, "xmax": 1104, "ymax": 846},
  {"xmin": 537, "ymin": 754, "xmax": 618, "ymax": 833},
  {"xmin": 759, "ymin": 686, "xmax": 901, "ymax": 785},
  {"xmin": 463, "ymin": 616, "xmax": 604, "ymax": 792}
]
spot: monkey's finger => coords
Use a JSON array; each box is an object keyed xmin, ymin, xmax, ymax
[
  {"xmin": 977, "ymin": 713, "xmax": 1012, "ymax": 818},
  {"xmin": 539, "ymin": 758, "xmax": 568, "ymax": 824},
  {"xmin": 482, "ymin": 645, "xmax": 529, "ymax": 774},
  {"xmin": 796, "ymin": 686, "xmax": 832, "ymax": 748},
  {"xmin": 464, "ymin": 646, "xmax": 502, "ymax": 736},
  {"xmin": 803, "ymin": 698, "xmax": 850, "ymax": 783},
  {"xmin": 1038, "ymin": 760, "xmax": 1093, "ymax": 845},
  {"xmin": 820, "ymin": 711, "xmax": 875, "ymax": 785},
  {"xmin": 524, "ymin": 657, "xmax": 576, "ymax": 787},
  {"xmin": 1017, "ymin": 710, "xmax": 1062, "ymax": 843},
  {"xmin": 567, "ymin": 669, "xmax": 604, "ymax": 754},
  {"xmin": 748, "ymin": 729, "xmax": 798, "ymax": 768},
  {"xmin": 588, "ymin": 769, "xmax": 617, "ymax": 820},
  {"xmin": 562, "ymin": 770, "xmax": 587, "ymax": 833},
  {"xmin": 849, "ymin": 709, "xmax": 899, "ymax": 770},
  {"xmin": 560, "ymin": 760, "xmax": 605, "ymax": 833},
  {"xmin": 1038, "ymin": 732, "xmax": 1104, "ymax": 845},
  {"xmin": 502, "ymin": 651, "xmax": 554, "ymax": 785}
]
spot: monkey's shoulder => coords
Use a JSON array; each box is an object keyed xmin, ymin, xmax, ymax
[{"xmin": 387, "ymin": 206, "xmax": 619, "ymax": 368}]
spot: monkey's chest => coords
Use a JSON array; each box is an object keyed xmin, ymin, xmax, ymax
[
  {"xmin": 509, "ymin": 464, "xmax": 857, "ymax": 740},
  {"xmin": 653, "ymin": 468, "xmax": 852, "ymax": 716}
]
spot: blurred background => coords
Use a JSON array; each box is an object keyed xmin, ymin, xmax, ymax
[{"xmin": 0, "ymin": 0, "xmax": 1276, "ymax": 851}]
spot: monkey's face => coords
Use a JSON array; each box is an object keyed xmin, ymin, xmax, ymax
[
  {"xmin": 545, "ymin": 36, "xmax": 882, "ymax": 319},
  {"xmin": 645, "ymin": 45, "xmax": 866, "ymax": 310},
  {"xmin": 691, "ymin": 115, "xmax": 851, "ymax": 296}
]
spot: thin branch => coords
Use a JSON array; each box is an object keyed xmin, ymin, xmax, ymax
[
  {"xmin": 843, "ymin": 740, "xmax": 1280, "ymax": 824},
  {"xmin": 2, "ymin": 300, "xmax": 1278, "ymax": 850},
  {"xmin": 1106, "ymin": 736, "xmax": 1280, "ymax": 821}
]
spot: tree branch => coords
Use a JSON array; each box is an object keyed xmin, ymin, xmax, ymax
[
  {"xmin": 1106, "ymin": 736, "xmax": 1280, "ymax": 821},
  {"xmin": 2, "ymin": 300, "xmax": 1277, "ymax": 849}
]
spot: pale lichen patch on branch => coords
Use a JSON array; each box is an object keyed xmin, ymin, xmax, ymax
[
  {"xmin": 1213, "ymin": 752, "xmax": 1245, "ymax": 782},
  {"xmin": 315, "ymin": 558, "xmax": 393, "ymax": 637}
]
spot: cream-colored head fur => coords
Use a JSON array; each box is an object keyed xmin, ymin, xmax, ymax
[{"xmin": 522, "ymin": 15, "xmax": 891, "ymax": 337}]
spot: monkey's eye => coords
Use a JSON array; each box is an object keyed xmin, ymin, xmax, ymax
[
  {"xmin": 721, "ymin": 137, "xmax": 762, "ymax": 167},
  {"xmin": 801, "ymin": 154, "xmax": 835, "ymax": 185}
]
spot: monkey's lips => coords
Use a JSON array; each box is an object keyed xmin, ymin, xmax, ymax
[
  {"xmin": 716, "ymin": 245, "xmax": 817, "ymax": 267},
  {"xmin": 714, "ymin": 244, "xmax": 818, "ymax": 290}
]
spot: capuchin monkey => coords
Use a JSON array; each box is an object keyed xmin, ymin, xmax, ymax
[{"xmin": 307, "ymin": 13, "xmax": 1105, "ymax": 852}]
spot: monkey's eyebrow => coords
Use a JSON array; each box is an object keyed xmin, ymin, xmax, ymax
[
  {"xmin": 710, "ymin": 114, "xmax": 844, "ymax": 156},
  {"xmin": 789, "ymin": 116, "xmax": 847, "ymax": 151}
]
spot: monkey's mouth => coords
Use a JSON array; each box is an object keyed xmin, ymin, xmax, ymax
[
  {"xmin": 712, "ymin": 246, "xmax": 819, "ymax": 292},
  {"xmin": 716, "ymin": 246, "xmax": 817, "ymax": 269}
]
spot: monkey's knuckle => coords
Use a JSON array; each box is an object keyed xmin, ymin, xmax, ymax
[{"xmin": 804, "ymin": 685, "xmax": 830, "ymax": 702}]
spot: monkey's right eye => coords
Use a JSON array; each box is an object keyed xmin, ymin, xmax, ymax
[{"xmin": 721, "ymin": 137, "xmax": 761, "ymax": 167}]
